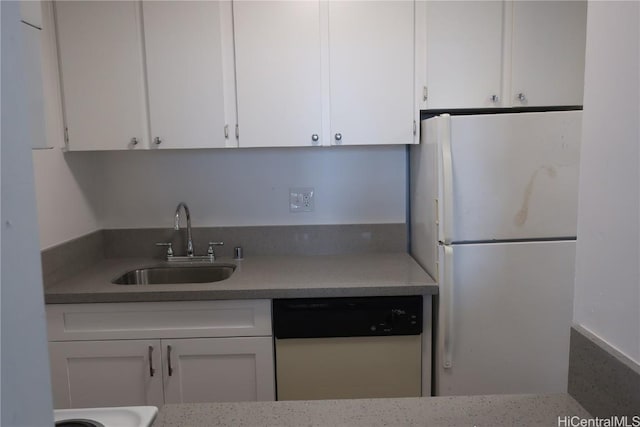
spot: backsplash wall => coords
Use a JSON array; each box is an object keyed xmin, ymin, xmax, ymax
[
  {"xmin": 33, "ymin": 149, "xmax": 103, "ymax": 249},
  {"xmin": 96, "ymin": 146, "xmax": 407, "ymax": 229},
  {"xmin": 33, "ymin": 145, "xmax": 407, "ymax": 249}
]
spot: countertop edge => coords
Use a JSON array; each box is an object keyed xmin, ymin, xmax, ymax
[
  {"xmin": 152, "ymin": 393, "xmax": 591, "ymax": 427},
  {"xmin": 44, "ymin": 285, "xmax": 438, "ymax": 304},
  {"xmin": 43, "ymin": 253, "xmax": 438, "ymax": 304}
]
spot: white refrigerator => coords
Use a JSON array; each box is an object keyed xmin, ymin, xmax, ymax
[{"xmin": 410, "ymin": 110, "xmax": 582, "ymax": 396}]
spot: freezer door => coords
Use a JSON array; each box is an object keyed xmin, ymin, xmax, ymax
[
  {"xmin": 444, "ymin": 111, "xmax": 582, "ymax": 242},
  {"xmin": 435, "ymin": 240, "xmax": 575, "ymax": 395}
]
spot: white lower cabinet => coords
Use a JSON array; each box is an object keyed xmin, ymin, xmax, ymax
[
  {"xmin": 162, "ymin": 337, "xmax": 274, "ymax": 403},
  {"xmin": 47, "ymin": 300, "xmax": 275, "ymax": 409},
  {"xmin": 49, "ymin": 339, "xmax": 164, "ymax": 409}
]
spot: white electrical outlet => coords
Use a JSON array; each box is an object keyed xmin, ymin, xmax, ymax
[{"xmin": 290, "ymin": 187, "xmax": 315, "ymax": 212}]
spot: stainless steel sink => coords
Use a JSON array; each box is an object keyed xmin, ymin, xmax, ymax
[{"xmin": 112, "ymin": 264, "xmax": 236, "ymax": 285}]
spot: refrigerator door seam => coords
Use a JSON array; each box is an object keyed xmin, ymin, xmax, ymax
[{"xmin": 450, "ymin": 237, "xmax": 577, "ymax": 245}]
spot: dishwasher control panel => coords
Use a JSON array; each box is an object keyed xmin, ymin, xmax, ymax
[{"xmin": 273, "ymin": 296, "xmax": 423, "ymax": 339}]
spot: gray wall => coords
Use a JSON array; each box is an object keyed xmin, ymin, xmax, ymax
[
  {"xmin": 1, "ymin": 2, "xmax": 54, "ymax": 424},
  {"xmin": 572, "ymin": 0, "xmax": 640, "ymax": 365}
]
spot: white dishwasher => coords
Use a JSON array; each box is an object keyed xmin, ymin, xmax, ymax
[{"xmin": 273, "ymin": 296, "xmax": 423, "ymax": 400}]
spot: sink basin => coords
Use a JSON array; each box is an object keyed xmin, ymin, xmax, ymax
[
  {"xmin": 112, "ymin": 264, "xmax": 236, "ymax": 285},
  {"xmin": 54, "ymin": 406, "xmax": 158, "ymax": 427}
]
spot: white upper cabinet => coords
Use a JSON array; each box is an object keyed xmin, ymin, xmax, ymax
[
  {"xmin": 232, "ymin": 0, "xmax": 419, "ymax": 147},
  {"xmin": 21, "ymin": 18, "xmax": 49, "ymax": 149},
  {"xmin": 55, "ymin": 1, "xmax": 148, "ymax": 150},
  {"xmin": 425, "ymin": 1, "xmax": 504, "ymax": 109},
  {"xmin": 510, "ymin": 1, "xmax": 587, "ymax": 107},
  {"xmin": 51, "ymin": 1, "xmax": 586, "ymax": 150},
  {"xmin": 233, "ymin": 1, "xmax": 322, "ymax": 148},
  {"xmin": 21, "ymin": 0, "xmax": 43, "ymax": 28},
  {"xmin": 328, "ymin": 1, "xmax": 416, "ymax": 145},
  {"xmin": 56, "ymin": 1, "xmax": 235, "ymax": 151},
  {"xmin": 424, "ymin": 0, "xmax": 587, "ymax": 109},
  {"xmin": 142, "ymin": 1, "xmax": 232, "ymax": 149}
]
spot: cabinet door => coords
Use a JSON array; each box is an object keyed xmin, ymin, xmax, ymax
[
  {"xmin": 49, "ymin": 340, "xmax": 163, "ymax": 409},
  {"xmin": 55, "ymin": 1, "xmax": 148, "ymax": 150},
  {"xmin": 511, "ymin": 1, "xmax": 587, "ymax": 106},
  {"xmin": 233, "ymin": 1, "xmax": 322, "ymax": 147},
  {"xmin": 21, "ymin": 0, "xmax": 43, "ymax": 28},
  {"xmin": 162, "ymin": 337, "xmax": 275, "ymax": 403},
  {"xmin": 328, "ymin": 1, "xmax": 414, "ymax": 145},
  {"xmin": 21, "ymin": 23, "xmax": 48, "ymax": 149},
  {"xmin": 143, "ymin": 1, "xmax": 231, "ymax": 149},
  {"xmin": 425, "ymin": 1, "xmax": 504, "ymax": 109}
]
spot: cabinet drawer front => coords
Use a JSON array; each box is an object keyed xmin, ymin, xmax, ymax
[{"xmin": 47, "ymin": 300, "xmax": 271, "ymax": 341}]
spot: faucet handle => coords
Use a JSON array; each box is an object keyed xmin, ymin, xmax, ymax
[
  {"xmin": 207, "ymin": 241, "xmax": 224, "ymax": 256},
  {"xmin": 156, "ymin": 242, "xmax": 174, "ymax": 258}
]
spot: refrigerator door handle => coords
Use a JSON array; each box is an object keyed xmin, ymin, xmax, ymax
[
  {"xmin": 442, "ymin": 245, "xmax": 454, "ymax": 369},
  {"xmin": 440, "ymin": 115, "xmax": 454, "ymax": 245}
]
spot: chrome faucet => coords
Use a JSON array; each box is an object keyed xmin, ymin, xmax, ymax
[{"xmin": 174, "ymin": 202, "xmax": 194, "ymax": 257}]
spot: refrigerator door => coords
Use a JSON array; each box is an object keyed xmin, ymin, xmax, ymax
[
  {"xmin": 435, "ymin": 240, "xmax": 575, "ymax": 396},
  {"xmin": 441, "ymin": 111, "xmax": 582, "ymax": 243}
]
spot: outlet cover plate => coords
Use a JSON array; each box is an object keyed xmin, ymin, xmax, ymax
[{"xmin": 290, "ymin": 187, "xmax": 314, "ymax": 212}]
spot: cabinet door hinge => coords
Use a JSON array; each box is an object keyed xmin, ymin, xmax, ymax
[
  {"xmin": 235, "ymin": 124, "xmax": 239, "ymax": 139},
  {"xmin": 224, "ymin": 124, "xmax": 229, "ymax": 139},
  {"xmin": 64, "ymin": 127, "xmax": 69, "ymax": 144},
  {"xmin": 413, "ymin": 120, "xmax": 417, "ymax": 136},
  {"xmin": 423, "ymin": 86, "xmax": 428, "ymax": 102}
]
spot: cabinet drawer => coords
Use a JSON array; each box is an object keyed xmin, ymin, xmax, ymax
[{"xmin": 47, "ymin": 300, "xmax": 271, "ymax": 341}]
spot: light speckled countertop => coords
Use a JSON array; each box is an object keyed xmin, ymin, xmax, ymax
[
  {"xmin": 45, "ymin": 253, "xmax": 437, "ymax": 304},
  {"xmin": 152, "ymin": 394, "xmax": 590, "ymax": 427}
]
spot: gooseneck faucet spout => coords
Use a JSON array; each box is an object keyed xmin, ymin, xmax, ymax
[{"xmin": 174, "ymin": 202, "xmax": 194, "ymax": 257}]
